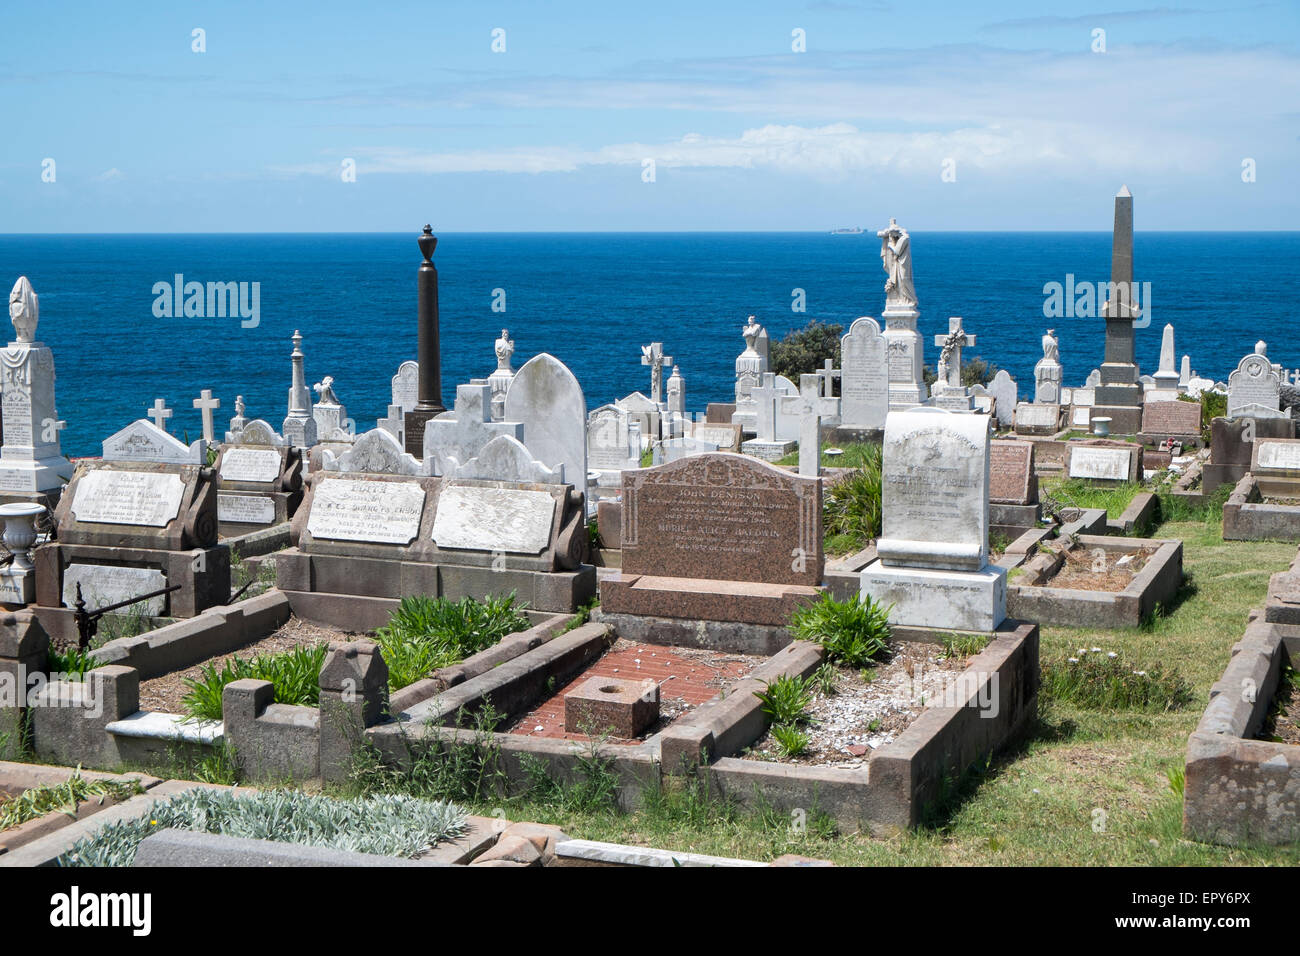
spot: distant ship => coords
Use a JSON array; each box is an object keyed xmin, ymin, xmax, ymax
[{"xmin": 829, "ymin": 226, "xmax": 864, "ymax": 235}]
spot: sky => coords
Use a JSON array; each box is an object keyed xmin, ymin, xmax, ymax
[{"xmin": 2, "ymin": 1, "xmax": 1298, "ymax": 231}]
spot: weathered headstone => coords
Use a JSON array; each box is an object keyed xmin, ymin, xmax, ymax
[
  {"xmin": 599, "ymin": 453, "xmax": 823, "ymax": 629},
  {"xmin": 215, "ymin": 422, "xmax": 304, "ymax": 535},
  {"xmin": 1014, "ymin": 402, "xmax": 1062, "ymax": 436},
  {"xmin": 487, "ymin": 330, "xmax": 515, "ymax": 421},
  {"xmin": 1228, "ymin": 343, "xmax": 1284, "ymax": 419},
  {"xmin": 687, "ymin": 420, "xmax": 742, "ymax": 452},
  {"xmin": 281, "ymin": 330, "xmax": 318, "ymax": 448},
  {"xmin": 877, "ymin": 218, "xmax": 927, "ymax": 410},
  {"xmin": 987, "ymin": 369, "xmax": 1018, "ymax": 428},
  {"xmin": 989, "ymin": 440, "xmax": 1037, "ymax": 505},
  {"xmin": 1140, "ymin": 399, "xmax": 1202, "ymax": 445},
  {"xmin": 424, "ymin": 383, "xmax": 524, "ymax": 477},
  {"xmin": 779, "ymin": 374, "xmax": 840, "ymax": 477},
  {"xmin": 860, "ymin": 408, "xmax": 1006, "ymax": 631},
  {"xmin": 324, "ymin": 428, "xmax": 424, "ymax": 476},
  {"xmin": 587, "ymin": 403, "xmax": 637, "ymax": 485},
  {"xmin": 1251, "ymin": 438, "xmax": 1300, "ymax": 498},
  {"xmin": 503, "ymin": 353, "xmax": 588, "ymax": 497},
  {"xmin": 1065, "ymin": 441, "xmax": 1141, "ymax": 483},
  {"xmin": 102, "ymin": 418, "xmax": 205, "ymax": 465},
  {"xmin": 839, "ymin": 316, "xmax": 889, "ymax": 431},
  {"xmin": 732, "ymin": 317, "xmax": 769, "ymax": 431}
]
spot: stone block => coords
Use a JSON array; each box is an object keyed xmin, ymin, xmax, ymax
[{"xmin": 564, "ymin": 675, "xmax": 659, "ymax": 738}]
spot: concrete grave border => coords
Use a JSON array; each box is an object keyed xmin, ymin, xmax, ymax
[{"xmin": 1223, "ymin": 474, "xmax": 1300, "ymax": 543}]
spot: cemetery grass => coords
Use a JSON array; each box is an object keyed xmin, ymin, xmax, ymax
[{"xmin": 408, "ymin": 518, "xmax": 1300, "ymax": 865}]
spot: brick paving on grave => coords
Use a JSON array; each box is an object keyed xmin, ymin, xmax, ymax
[{"xmin": 504, "ymin": 638, "xmax": 761, "ymax": 744}]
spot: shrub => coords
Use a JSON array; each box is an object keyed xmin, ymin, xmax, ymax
[
  {"xmin": 1040, "ymin": 648, "xmax": 1193, "ymax": 712},
  {"xmin": 180, "ymin": 644, "xmax": 328, "ymax": 722},
  {"xmin": 771, "ymin": 723, "xmax": 810, "ymax": 757},
  {"xmin": 823, "ymin": 445, "xmax": 883, "ymax": 546},
  {"xmin": 769, "ymin": 320, "xmax": 843, "ymax": 382},
  {"xmin": 47, "ymin": 646, "xmax": 96, "ymax": 681},
  {"xmin": 1198, "ymin": 390, "xmax": 1227, "ymax": 443},
  {"xmin": 1, "ymin": 772, "xmax": 143, "ymax": 832},
  {"xmin": 754, "ymin": 675, "xmax": 813, "ymax": 726},
  {"xmin": 790, "ymin": 593, "xmax": 891, "ymax": 668},
  {"xmin": 375, "ymin": 593, "xmax": 531, "ymax": 690},
  {"xmin": 58, "ymin": 788, "xmax": 466, "ymax": 867}
]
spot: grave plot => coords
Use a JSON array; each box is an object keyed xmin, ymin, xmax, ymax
[
  {"xmin": 0, "ymin": 763, "xmax": 152, "ymax": 856},
  {"xmin": 743, "ymin": 640, "xmax": 974, "ymax": 767},
  {"xmin": 1006, "ymin": 535, "xmax": 1182, "ymax": 628},
  {"xmin": 1222, "ymin": 439, "xmax": 1300, "ymax": 542},
  {"xmin": 499, "ymin": 639, "xmax": 765, "ymax": 744},
  {"xmin": 214, "ymin": 413, "xmax": 304, "ymax": 557},
  {"xmin": 1183, "ymin": 607, "xmax": 1300, "ymax": 846}
]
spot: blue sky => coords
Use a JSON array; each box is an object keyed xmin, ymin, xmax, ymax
[{"xmin": 2, "ymin": 1, "xmax": 1297, "ymax": 231}]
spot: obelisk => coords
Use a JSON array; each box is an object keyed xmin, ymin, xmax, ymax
[
  {"xmin": 281, "ymin": 329, "xmax": 317, "ymax": 448},
  {"xmin": 405, "ymin": 225, "xmax": 445, "ymax": 456},
  {"xmin": 1092, "ymin": 186, "xmax": 1144, "ymax": 434}
]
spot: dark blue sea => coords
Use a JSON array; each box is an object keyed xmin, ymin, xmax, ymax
[{"xmin": 1, "ymin": 232, "xmax": 1295, "ymax": 458}]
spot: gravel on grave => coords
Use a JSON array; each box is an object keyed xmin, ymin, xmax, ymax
[
  {"xmin": 137, "ymin": 617, "xmax": 364, "ymax": 716},
  {"xmin": 1042, "ymin": 545, "xmax": 1156, "ymax": 593},
  {"xmin": 747, "ymin": 641, "xmax": 972, "ymax": 769}
]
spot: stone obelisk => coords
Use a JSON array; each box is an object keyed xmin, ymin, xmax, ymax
[
  {"xmin": 405, "ymin": 225, "xmax": 446, "ymax": 456},
  {"xmin": 282, "ymin": 329, "xmax": 318, "ymax": 448},
  {"xmin": 1092, "ymin": 186, "xmax": 1144, "ymax": 434}
]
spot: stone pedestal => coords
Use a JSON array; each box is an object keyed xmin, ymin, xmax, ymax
[
  {"xmin": 860, "ymin": 563, "xmax": 1006, "ymax": 632},
  {"xmin": 882, "ymin": 307, "xmax": 927, "ymax": 409},
  {"xmin": 0, "ymin": 340, "xmax": 73, "ymax": 504}
]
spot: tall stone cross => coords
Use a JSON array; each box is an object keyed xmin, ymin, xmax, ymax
[
  {"xmin": 193, "ymin": 389, "xmax": 221, "ymax": 443},
  {"xmin": 933, "ymin": 316, "xmax": 974, "ymax": 389},
  {"xmin": 641, "ymin": 342, "xmax": 673, "ymax": 405},
  {"xmin": 816, "ymin": 359, "xmax": 841, "ymax": 398},
  {"xmin": 780, "ymin": 374, "xmax": 840, "ymax": 477},
  {"xmin": 147, "ymin": 398, "xmax": 173, "ymax": 432}
]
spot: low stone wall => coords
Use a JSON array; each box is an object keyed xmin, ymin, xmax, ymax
[
  {"xmin": 705, "ymin": 621, "xmax": 1039, "ymax": 836},
  {"xmin": 1007, "ymin": 536, "xmax": 1182, "ymax": 629},
  {"xmin": 1107, "ymin": 491, "xmax": 1158, "ymax": 536},
  {"xmin": 1183, "ymin": 611, "xmax": 1300, "ymax": 846},
  {"xmin": 1223, "ymin": 474, "xmax": 1300, "ymax": 542}
]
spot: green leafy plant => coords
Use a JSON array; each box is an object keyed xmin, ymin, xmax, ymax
[
  {"xmin": 941, "ymin": 633, "xmax": 991, "ymax": 659},
  {"xmin": 374, "ymin": 593, "xmax": 531, "ymax": 690},
  {"xmin": 771, "ymin": 723, "xmax": 810, "ymax": 757},
  {"xmin": 1, "ymin": 771, "xmax": 143, "ymax": 832},
  {"xmin": 822, "ymin": 448, "xmax": 883, "ymax": 549},
  {"xmin": 790, "ymin": 593, "xmax": 891, "ymax": 668},
  {"xmin": 754, "ymin": 675, "xmax": 813, "ymax": 726},
  {"xmin": 809, "ymin": 661, "xmax": 838, "ymax": 696},
  {"xmin": 58, "ymin": 787, "xmax": 466, "ymax": 867},
  {"xmin": 1040, "ymin": 649, "xmax": 1193, "ymax": 712},
  {"xmin": 47, "ymin": 646, "xmax": 96, "ymax": 681},
  {"xmin": 180, "ymin": 643, "xmax": 329, "ymax": 722},
  {"xmin": 560, "ymin": 597, "xmax": 600, "ymax": 635},
  {"xmin": 769, "ymin": 320, "xmax": 843, "ymax": 382}
]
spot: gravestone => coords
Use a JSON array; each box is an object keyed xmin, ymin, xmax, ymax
[
  {"xmin": 741, "ymin": 373, "xmax": 798, "ymax": 461},
  {"xmin": 214, "ymin": 420, "xmax": 304, "ymax": 536},
  {"xmin": 687, "ymin": 420, "xmax": 742, "ymax": 453},
  {"xmin": 931, "ymin": 316, "xmax": 976, "ymax": 411},
  {"xmin": 1071, "ymin": 387, "xmax": 1096, "ymax": 407},
  {"xmin": 876, "ymin": 218, "xmax": 927, "ymax": 410},
  {"xmin": 778, "ymin": 374, "xmax": 840, "ymax": 477},
  {"xmin": 1092, "ymin": 186, "xmax": 1145, "ymax": 436},
  {"xmin": 1034, "ymin": 329, "xmax": 1062, "ymax": 404},
  {"xmin": 860, "ymin": 408, "xmax": 1006, "ymax": 631},
  {"xmin": 452, "ymin": 434, "xmax": 563, "ymax": 484},
  {"xmin": 378, "ymin": 360, "xmax": 419, "ymax": 445},
  {"xmin": 1014, "ymin": 402, "xmax": 1062, "ymax": 436},
  {"xmin": 279, "ymin": 468, "xmax": 593, "ymax": 626},
  {"xmin": 587, "ymin": 403, "xmax": 638, "ymax": 487},
  {"xmin": 1227, "ymin": 344, "xmax": 1284, "ymax": 420},
  {"xmin": 35, "ymin": 461, "xmax": 230, "ymax": 641},
  {"xmin": 281, "ymin": 330, "xmax": 318, "ymax": 449},
  {"xmin": 616, "ymin": 392, "xmax": 661, "ymax": 444},
  {"xmin": 424, "ymin": 383, "xmax": 525, "ymax": 477},
  {"xmin": 0, "ymin": 277, "xmax": 74, "ymax": 509},
  {"xmin": 504, "ymin": 354, "xmax": 587, "ymax": 493},
  {"xmin": 487, "ymin": 330, "xmax": 515, "ymax": 421},
  {"xmin": 839, "ymin": 316, "xmax": 888, "ymax": 431},
  {"xmin": 1070, "ymin": 405, "xmax": 1092, "ymax": 429},
  {"xmin": 987, "ymin": 370, "xmax": 1018, "ymax": 429},
  {"xmin": 1065, "ymin": 441, "xmax": 1141, "ymax": 483},
  {"xmin": 1251, "ymin": 438, "xmax": 1300, "ymax": 498},
  {"xmin": 102, "ymin": 410, "xmax": 205, "ymax": 465},
  {"xmin": 312, "ymin": 376, "xmax": 354, "ymax": 449},
  {"xmin": 599, "ymin": 453, "xmax": 823, "ymax": 630},
  {"xmin": 1204, "ymin": 416, "xmax": 1294, "ymax": 494},
  {"xmin": 322, "ymin": 427, "xmax": 424, "ymax": 476},
  {"xmin": 988, "ymin": 439, "xmax": 1040, "ymax": 541},
  {"xmin": 1139, "ymin": 400, "xmax": 1202, "ymax": 446},
  {"xmin": 731, "ymin": 317, "xmax": 769, "ymax": 432},
  {"xmin": 654, "ymin": 435, "xmax": 719, "ymax": 464},
  {"xmin": 1149, "ymin": 323, "xmax": 1181, "ymax": 399}
]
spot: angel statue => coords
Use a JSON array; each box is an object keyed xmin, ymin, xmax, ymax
[{"xmin": 877, "ymin": 219, "xmax": 917, "ymax": 309}]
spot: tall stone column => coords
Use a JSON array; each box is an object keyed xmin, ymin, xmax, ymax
[
  {"xmin": 1093, "ymin": 186, "xmax": 1144, "ymax": 434},
  {"xmin": 405, "ymin": 225, "xmax": 446, "ymax": 456}
]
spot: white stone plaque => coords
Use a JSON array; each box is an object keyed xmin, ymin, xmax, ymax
[
  {"xmin": 1071, "ymin": 405, "xmax": 1091, "ymax": 427},
  {"xmin": 70, "ymin": 471, "xmax": 186, "ymax": 527},
  {"xmin": 62, "ymin": 564, "xmax": 168, "ymax": 615},
  {"xmin": 220, "ymin": 447, "xmax": 282, "ymax": 483},
  {"xmin": 432, "ymin": 485, "xmax": 556, "ymax": 554},
  {"xmin": 1068, "ymin": 446, "xmax": 1133, "ymax": 481},
  {"xmin": 1255, "ymin": 441, "xmax": 1300, "ymax": 473},
  {"xmin": 218, "ymin": 493, "xmax": 276, "ymax": 525},
  {"xmin": 307, "ymin": 477, "xmax": 426, "ymax": 544},
  {"xmin": 1016, "ymin": 404, "xmax": 1060, "ymax": 429}
]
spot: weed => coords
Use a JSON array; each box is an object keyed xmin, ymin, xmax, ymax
[
  {"xmin": 771, "ymin": 723, "xmax": 810, "ymax": 757},
  {"xmin": 790, "ymin": 592, "xmax": 891, "ymax": 667},
  {"xmin": 375, "ymin": 594, "xmax": 530, "ymax": 690},
  {"xmin": 754, "ymin": 675, "xmax": 813, "ymax": 726},
  {"xmin": 0, "ymin": 771, "xmax": 143, "ymax": 831},
  {"xmin": 941, "ymin": 633, "xmax": 991, "ymax": 659},
  {"xmin": 180, "ymin": 643, "xmax": 328, "ymax": 722}
]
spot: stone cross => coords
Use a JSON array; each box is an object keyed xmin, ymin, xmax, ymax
[
  {"xmin": 779, "ymin": 374, "xmax": 840, "ymax": 477},
  {"xmin": 816, "ymin": 359, "xmax": 841, "ymax": 398},
  {"xmin": 641, "ymin": 342, "xmax": 673, "ymax": 405},
  {"xmin": 933, "ymin": 316, "xmax": 974, "ymax": 389},
  {"xmin": 147, "ymin": 398, "xmax": 173, "ymax": 432},
  {"xmin": 192, "ymin": 389, "xmax": 221, "ymax": 443}
]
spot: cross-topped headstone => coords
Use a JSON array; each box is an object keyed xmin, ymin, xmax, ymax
[
  {"xmin": 816, "ymin": 359, "xmax": 841, "ymax": 398},
  {"xmin": 933, "ymin": 316, "xmax": 974, "ymax": 389},
  {"xmin": 193, "ymin": 389, "xmax": 221, "ymax": 443},
  {"xmin": 779, "ymin": 374, "xmax": 841, "ymax": 477},
  {"xmin": 147, "ymin": 398, "xmax": 173, "ymax": 432},
  {"xmin": 641, "ymin": 342, "xmax": 673, "ymax": 405}
]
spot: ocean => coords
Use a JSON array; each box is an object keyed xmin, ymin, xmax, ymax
[{"xmin": 0, "ymin": 231, "xmax": 1296, "ymax": 458}]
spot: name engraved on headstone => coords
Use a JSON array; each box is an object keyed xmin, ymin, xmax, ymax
[
  {"xmin": 70, "ymin": 471, "xmax": 186, "ymax": 527},
  {"xmin": 218, "ymin": 493, "xmax": 276, "ymax": 525},
  {"xmin": 431, "ymin": 485, "xmax": 556, "ymax": 553},
  {"xmin": 219, "ymin": 448, "xmax": 282, "ymax": 483},
  {"xmin": 307, "ymin": 478, "xmax": 426, "ymax": 544},
  {"xmin": 1256, "ymin": 441, "xmax": 1300, "ymax": 473},
  {"xmin": 1068, "ymin": 446, "xmax": 1133, "ymax": 481}
]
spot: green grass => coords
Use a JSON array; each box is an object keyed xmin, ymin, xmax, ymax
[
  {"xmin": 374, "ymin": 593, "xmax": 531, "ymax": 690},
  {"xmin": 776, "ymin": 440, "xmax": 881, "ymax": 470},
  {"xmin": 1041, "ymin": 648, "xmax": 1193, "ymax": 712},
  {"xmin": 331, "ymin": 516, "xmax": 1300, "ymax": 866},
  {"xmin": 180, "ymin": 644, "xmax": 328, "ymax": 722},
  {"xmin": 0, "ymin": 772, "xmax": 143, "ymax": 832},
  {"xmin": 1044, "ymin": 477, "xmax": 1142, "ymax": 519},
  {"xmin": 58, "ymin": 787, "xmax": 466, "ymax": 866}
]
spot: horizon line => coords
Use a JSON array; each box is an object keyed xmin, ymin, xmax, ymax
[{"xmin": 3, "ymin": 229, "xmax": 1299, "ymax": 236}]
